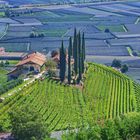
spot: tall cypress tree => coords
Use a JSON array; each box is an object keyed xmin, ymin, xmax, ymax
[
  {"xmin": 59, "ymin": 40, "xmax": 66, "ymax": 82},
  {"xmin": 73, "ymin": 28, "xmax": 78, "ymax": 75},
  {"xmin": 82, "ymin": 32, "xmax": 85, "ymax": 61},
  {"xmin": 77, "ymin": 32, "xmax": 82, "ymax": 83},
  {"xmin": 81, "ymin": 32, "xmax": 85, "ymax": 73},
  {"xmin": 68, "ymin": 37, "xmax": 72, "ymax": 84}
]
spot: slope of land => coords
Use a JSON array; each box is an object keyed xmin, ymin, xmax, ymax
[{"xmin": 0, "ymin": 63, "xmax": 140, "ymax": 132}]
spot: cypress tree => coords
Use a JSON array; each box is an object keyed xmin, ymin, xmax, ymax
[
  {"xmin": 73, "ymin": 28, "xmax": 78, "ymax": 75},
  {"xmin": 68, "ymin": 37, "xmax": 72, "ymax": 84},
  {"xmin": 81, "ymin": 32, "xmax": 85, "ymax": 73},
  {"xmin": 59, "ymin": 40, "xmax": 66, "ymax": 82},
  {"xmin": 73, "ymin": 28, "xmax": 77, "ymax": 58},
  {"xmin": 82, "ymin": 32, "xmax": 85, "ymax": 61},
  {"xmin": 77, "ymin": 32, "xmax": 82, "ymax": 83}
]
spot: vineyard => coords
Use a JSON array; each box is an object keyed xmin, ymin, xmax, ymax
[{"xmin": 0, "ymin": 63, "xmax": 140, "ymax": 132}]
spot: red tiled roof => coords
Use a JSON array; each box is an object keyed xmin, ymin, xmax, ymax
[{"xmin": 17, "ymin": 52, "xmax": 46, "ymax": 66}]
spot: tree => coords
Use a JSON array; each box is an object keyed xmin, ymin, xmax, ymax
[
  {"xmin": 101, "ymin": 120, "xmax": 120, "ymax": 140},
  {"xmin": 45, "ymin": 60, "xmax": 57, "ymax": 78},
  {"xmin": 77, "ymin": 32, "xmax": 82, "ymax": 83},
  {"xmin": 9, "ymin": 106, "xmax": 48, "ymax": 140},
  {"xmin": 5, "ymin": 60, "xmax": 9, "ymax": 65},
  {"xmin": 73, "ymin": 28, "xmax": 78, "ymax": 75},
  {"xmin": 111, "ymin": 59, "xmax": 121, "ymax": 68},
  {"xmin": 0, "ymin": 61, "xmax": 5, "ymax": 67},
  {"xmin": 29, "ymin": 32, "xmax": 37, "ymax": 38},
  {"xmin": 105, "ymin": 28, "xmax": 110, "ymax": 33},
  {"xmin": 121, "ymin": 64, "xmax": 128, "ymax": 73},
  {"xmin": 5, "ymin": 9, "xmax": 10, "ymax": 17},
  {"xmin": 45, "ymin": 60, "xmax": 57, "ymax": 70},
  {"xmin": 59, "ymin": 40, "xmax": 66, "ymax": 82},
  {"xmin": 51, "ymin": 50, "xmax": 58, "ymax": 58},
  {"xmin": 68, "ymin": 37, "xmax": 72, "ymax": 84},
  {"xmin": 81, "ymin": 32, "xmax": 85, "ymax": 73}
]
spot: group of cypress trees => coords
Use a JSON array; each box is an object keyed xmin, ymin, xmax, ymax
[{"xmin": 59, "ymin": 29, "xmax": 86, "ymax": 84}]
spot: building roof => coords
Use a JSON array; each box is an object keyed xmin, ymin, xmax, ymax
[
  {"xmin": 0, "ymin": 51, "xmax": 27, "ymax": 60},
  {"xmin": 17, "ymin": 52, "xmax": 46, "ymax": 66}
]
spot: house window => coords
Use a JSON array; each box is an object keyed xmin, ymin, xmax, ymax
[{"xmin": 30, "ymin": 66, "xmax": 34, "ymax": 71}]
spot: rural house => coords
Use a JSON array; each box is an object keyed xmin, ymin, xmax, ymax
[{"xmin": 8, "ymin": 52, "xmax": 46, "ymax": 80}]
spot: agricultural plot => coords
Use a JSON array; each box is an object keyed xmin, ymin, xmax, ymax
[
  {"xmin": 0, "ymin": 68, "xmax": 7, "ymax": 86},
  {"xmin": 0, "ymin": 18, "xmax": 19, "ymax": 24},
  {"xmin": 85, "ymin": 39, "xmax": 107, "ymax": 47},
  {"xmin": 34, "ymin": 28, "xmax": 67, "ymax": 37},
  {"xmin": 113, "ymin": 32, "xmax": 140, "ymax": 38},
  {"xmin": 91, "ymin": 16, "xmax": 137, "ymax": 26},
  {"xmin": 38, "ymin": 14, "xmax": 93, "ymax": 23},
  {"xmin": 127, "ymin": 1, "xmax": 140, "ymax": 7},
  {"xmin": 0, "ymin": 23, "xmax": 8, "ymax": 38},
  {"xmin": 0, "ymin": 12, "xmax": 5, "ymax": 17},
  {"xmin": 30, "ymin": 40, "xmax": 68, "ymax": 52},
  {"xmin": 125, "ymin": 24, "xmax": 140, "ymax": 33},
  {"xmin": 85, "ymin": 32, "xmax": 114, "ymax": 39},
  {"xmin": 8, "ymin": 25, "xmax": 33, "ymax": 32},
  {"xmin": 4, "ymin": 31, "xmax": 30, "ymax": 38},
  {"xmin": 86, "ymin": 56, "xmax": 140, "ymax": 65},
  {"xmin": 130, "ymin": 44, "xmax": 140, "ymax": 52},
  {"xmin": 11, "ymin": 17, "xmax": 42, "ymax": 26},
  {"xmin": 97, "ymin": 25, "xmax": 125, "ymax": 32},
  {"xmin": 0, "ymin": 43, "xmax": 29, "ymax": 52},
  {"xmin": 109, "ymin": 38, "xmax": 140, "ymax": 46},
  {"xmin": 127, "ymin": 68, "xmax": 140, "ymax": 83},
  {"xmin": 0, "ymin": 63, "xmax": 139, "ymax": 131},
  {"xmin": 86, "ymin": 46, "xmax": 129, "ymax": 56},
  {"xmin": 124, "ymin": 59, "xmax": 140, "ymax": 68},
  {"xmin": 90, "ymin": 3, "xmax": 140, "ymax": 16}
]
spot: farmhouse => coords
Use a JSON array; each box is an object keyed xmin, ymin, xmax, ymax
[{"xmin": 8, "ymin": 52, "xmax": 46, "ymax": 80}]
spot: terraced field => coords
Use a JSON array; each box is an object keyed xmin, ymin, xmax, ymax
[
  {"xmin": 0, "ymin": 68, "xmax": 7, "ymax": 85},
  {"xmin": 0, "ymin": 63, "xmax": 139, "ymax": 132},
  {"xmin": 0, "ymin": 23, "xmax": 8, "ymax": 39}
]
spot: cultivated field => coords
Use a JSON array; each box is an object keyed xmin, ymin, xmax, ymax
[
  {"xmin": 0, "ymin": 0, "xmax": 140, "ymax": 82},
  {"xmin": 0, "ymin": 63, "xmax": 140, "ymax": 131}
]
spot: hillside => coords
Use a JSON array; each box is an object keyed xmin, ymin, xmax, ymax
[{"xmin": 0, "ymin": 63, "xmax": 140, "ymax": 132}]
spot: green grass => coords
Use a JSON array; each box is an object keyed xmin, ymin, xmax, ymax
[
  {"xmin": 23, "ymin": 11, "xmax": 60, "ymax": 18},
  {"xmin": 40, "ymin": 15, "xmax": 93, "ymax": 23},
  {"xmin": 36, "ymin": 29, "xmax": 67, "ymax": 37},
  {"xmin": 0, "ymin": 68, "xmax": 8, "ymax": 85},
  {"xmin": 97, "ymin": 25, "xmax": 125, "ymax": 32},
  {"xmin": 126, "ymin": 47, "xmax": 133, "ymax": 56},
  {"xmin": 0, "ymin": 63, "xmax": 139, "ymax": 132},
  {"xmin": 0, "ymin": 12, "xmax": 5, "ymax": 17},
  {"xmin": 8, "ymin": 60, "xmax": 19, "ymax": 65},
  {"xmin": 0, "ymin": 60, "xmax": 19, "ymax": 65}
]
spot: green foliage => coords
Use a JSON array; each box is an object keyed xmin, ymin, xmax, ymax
[
  {"xmin": 111, "ymin": 59, "xmax": 122, "ymax": 68},
  {"xmin": 68, "ymin": 37, "xmax": 72, "ymax": 84},
  {"xmin": 69, "ymin": 29, "xmax": 85, "ymax": 83},
  {"xmin": 0, "ymin": 78, "xmax": 23, "ymax": 95},
  {"xmin": 101, "ymin": 120, "xmax": 120, "ymax": 140},
  {"xmin": 73, "ymin": 28, "xmax": 78, "ymax": 75},
  {"xmin": 0, "ymin": 63, "xmax": 139, "ymax": 133},
  {"xmin": 62, "ymin": 113, "xmax": 140, "ymax": 140},
  {"xmin": 0, "ymin": 61, "xmax": 5, "ymax": 67},
  {"xmin": 121, "ymin": 64, "xmax": 128, "ymax": 73},
  {"xmin": 59, "ymin": 40, "xmax": 66, "ymax": 82},
  {"xmin": 45, "ymin": 60, "xmax": 57, "ymax": 70},
  {"xmin": 9, "ymin": 106, "xmax": 48, "ymax": 140},
  {"xmin": 29, "ymin": 32, "xmax": 44, "ymax": 38}
]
